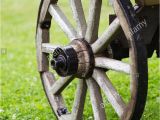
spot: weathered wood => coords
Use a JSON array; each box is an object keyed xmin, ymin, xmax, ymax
[
  {"xmin": 41, "ymin": 72, "xmax": 68, "ymax": 119},
  {"xmin": 70, "ymin": 0, "xmax": 87, "ymax": 38},
  {"xmin": 38, "ymin": 0, "xmax": 54, "ymax": 23},
  {"xmin": 92, "ymin": 69, "xmax": 126, "ymax": 117},
  {"xmin": 36, "ymin": 0, "xmax": 54, "ymax": 72},
  {"xmin": 85, "ymin": 0, "xmax": 102, "ymax": 43},
  {"xmin": 91, "ymin": 6, "xmax": 140, "ymax": 54},
  {"xmin": 95, "ymin": 57, "xmax": 130, "ymax": 74},
  {"xmin": 59, "ymin": 114, "xmax": 72, "ymax": 120},
  {"xmin": 50, "ymin": 76, "xmax": 74, "ymax": 95},
  {"xmin": 49, "ymin": 4, "xmax": 77, "ymax": 40},
  {"xmin": 71, "ymin": 40, "xmax": 94, "ymax": 78},
  {"xmin": 113, "ymin": 0, "xmax": 133, "ymax": 42},
  {"xmin": 91, "ymin": 18, "xmax": 120, "ymax": 53},
  {"xmin": 36, "ymin": 28, "xmax": 49, "ymax": 71},
  {"xmin": 72, "ymin": 79, "xmax": 87, "ymax": 120},
  {"xmin": 110, "ymin": 1, "xmax": 148, "ymax": 119},
  {"xmin": 42, "ymin": 43, "xmax": 60, "ymax": 53},
  {"xmin": 86, "ymin": 78, "xmax": 107, "ymax": 120},
  {"xmin": 37, "ymin": 0, "xmax": 148, "ymax": 119}
]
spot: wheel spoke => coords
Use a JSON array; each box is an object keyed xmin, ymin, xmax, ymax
[
  {"xmin": 49, "ymin": 4, "xmax": 77, "ymax": 40},
  {"xmin": 72, "ymin": 79, "xmax": 87, "ymax": 120},
  {"xmin": 42, "ymin": 72, "xmax": 69, "ymax": 119},
  {"xmin": 91, "ymin": 18, "xmax": 120, "ymax": 53},
  {"xmin": 95, "ymin": 57, "xmax": 130, "ymax": 74},
  {"xmin": 50, "ymin": 76, "xmax": 74, "ymax": 95},
  {"xmin": 42, "ymin": 43, "xmax": 61, "ymax": 53},
  {"xmin": 92, "ymin": 69, "xmax": 126, "ymax": 117},
  {"xmin": 86, "ymin": 78, "xmax": 107, "ymax": 120},
  {"xmin": 85, "ymin": 0, "xmax": 102, "ymax": 43},
  {"xmin": 59, "ymin": 114, "xmax": 72, "ymax": 120},
  {"xmin": 91, "ymin": 5, "xmax": 139, "ymax": 54},
  {"xmin": 70, "ymin": 0, "xmax": 87, "ymax": 38}
]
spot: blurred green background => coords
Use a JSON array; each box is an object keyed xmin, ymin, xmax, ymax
[{"xmin": 0, "ymin": 0, "xmax": 159, "ymax": 119}]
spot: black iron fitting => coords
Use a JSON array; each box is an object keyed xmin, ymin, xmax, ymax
[
  {"xmin": 40, "ymin": 21, "xmax": 51, "ymax": 29},
  {"xmin": 57, "ymin": 107, "xmax": 68, "ymax": 116},
  {"xmin": 51, "ymin": 39, "xmax": 95, "ymax": 78},
  {"xmin": 51, "ymin": 46, "xmax": 78, "ymax": 77}
]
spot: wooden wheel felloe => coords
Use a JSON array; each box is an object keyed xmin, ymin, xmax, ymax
[{"xmin": 36, "ymin": 0, "xmax": 148, "ymax": 120}]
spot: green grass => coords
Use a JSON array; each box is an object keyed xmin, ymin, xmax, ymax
[{"xmin": 0, "ymin": 0, "xmax": 159, "ymax": 119}]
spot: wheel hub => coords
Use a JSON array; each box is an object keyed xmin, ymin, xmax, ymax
[{"xmin": 51, "ymin": 39, "xmax": 94, "ymax": 78}]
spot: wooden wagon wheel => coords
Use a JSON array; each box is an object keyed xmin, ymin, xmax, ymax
[{"xmin": 36, "ymin": 0, "xmax": 148, "ymax": 119}]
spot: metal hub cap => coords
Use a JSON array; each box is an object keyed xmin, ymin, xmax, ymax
[{"xmin": 51, "ymin": 39, "xmax": 94, "ymax": 78}]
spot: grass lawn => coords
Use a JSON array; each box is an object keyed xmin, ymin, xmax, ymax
[{"xmin": 0, "ymin": 0, "xmax": 159, "ymax": 119}]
